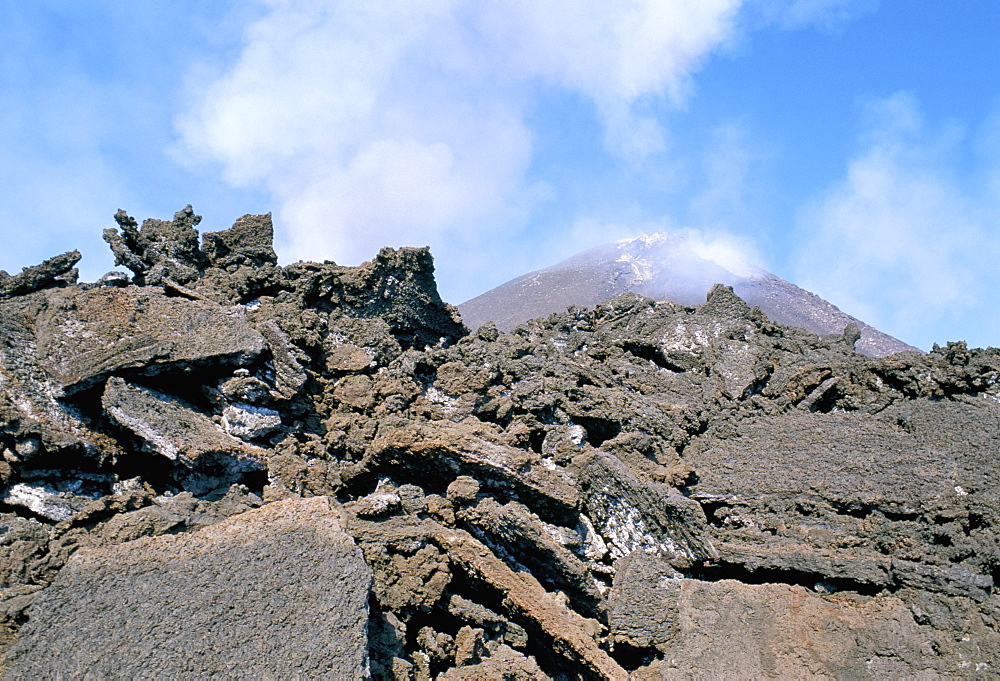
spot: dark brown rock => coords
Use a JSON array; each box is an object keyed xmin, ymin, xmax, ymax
[
  {"xmin": 620, "ymin": 576, "xmax": 948, "ymax": 678},
  {"xmin": 364, "ymin": 421, "xmax": 580, "ymax": 525},
  {"xmin": 201, "ymin": 213, "xmax": 278, "ymax": 269},
  {"xmin": 3, "ymin": 206, "xmax": 999, "ymax": 677},
  {"xmin": 0, "ymin": 251, "xmax": 80, "ymax": 299},
  {"xmin": 36, "ymin": 286, "xmax": 265, "ymax": 392},
  {"xmin": 103, "ymin": 206, "xmax": 204, "ymax": 286},
  {"xmin": 578, "ymin": 450, "xmax": 716, "ymax": 564},
  {"xmin": 457, "ymin": 496, "xmax": 604, "ymax": 618},
  {"xmin": 102, "ymin": 377, "xmax": 265, "ymax": 494}
]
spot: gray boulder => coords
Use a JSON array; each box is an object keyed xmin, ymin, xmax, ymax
[{"xmin": 3, "ymin": 496, "xmax": 372, "ymax": 679}]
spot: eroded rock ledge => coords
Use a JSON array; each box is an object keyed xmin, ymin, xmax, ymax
[{"xmin": 1, "ymin": 206, "xmax": 999, "ymax": 678}]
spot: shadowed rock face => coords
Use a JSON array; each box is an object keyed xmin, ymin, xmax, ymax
[
  {"xmin": 459, "ymin": 232, "xmax": 919, "ymax": 358},
  {"xmin": 1, "ymin": 208, "xmax": 999, "ymax": 678}
]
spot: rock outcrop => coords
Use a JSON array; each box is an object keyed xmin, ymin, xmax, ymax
[{"xmin": 1, "ymin": 207, "xmax": 998, "ymax": 678}]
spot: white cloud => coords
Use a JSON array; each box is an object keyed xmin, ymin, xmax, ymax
[
  {"xmin": 794, "ymin": 92, "xmax": 1000, "ymax": 350},
  {"xmin": 684, "ymin": 228, "xmax": 765, "ymax": 279},
  {"xmin": 477, "ymin": 1, "xmax": 741, "ymax": 102},
  {"xmin": 174, "ymin": 0, "xmax": 746, "ymax": 278},
  {"xmin": 750, "ymin": 0, "xmax": 879, "ymax": 32},
  {"xmin": 552, "ymin": 216, "xmax": 765, "ymax": 280},
  {"xmin": 477, "ymin": 1, "xmax": 742, "ymax": 156},
  {"xmin": 687, "ymin": 123, "xmax": 769, "ymax": 238}
]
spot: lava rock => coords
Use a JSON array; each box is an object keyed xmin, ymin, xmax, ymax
[
  {"xmin": 36, "ymin": 286, "xmax": 265, "ymax": 392},
  {"xmin": 3, "ymin": 206, "xmax": 1000, "ymax": 677},
  {"xmin": 102, "ymin": 377, "xmax": 265, "ymax": 493},
  {"xmin": 3, "ymin": 496, "xmax": 371, "ymax": 678}
]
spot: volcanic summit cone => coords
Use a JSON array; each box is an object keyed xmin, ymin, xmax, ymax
[{"xmin": 460, "ymin": 232, "xmax": 917, "ymax": 357}]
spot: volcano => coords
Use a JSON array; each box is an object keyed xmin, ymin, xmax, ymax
[{"xmin": 459, "ymin": 232, "xmax": 917, "ymax": 357}]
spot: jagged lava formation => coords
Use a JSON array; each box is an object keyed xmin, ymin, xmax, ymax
[{"xmin": 1, "ymin": 207, "xmax": 1000, "ymax": 678}]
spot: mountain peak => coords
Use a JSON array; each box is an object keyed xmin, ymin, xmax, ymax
[{"xmin": 460, "ymin": 232, "xmax": 917, "ymax": 357}]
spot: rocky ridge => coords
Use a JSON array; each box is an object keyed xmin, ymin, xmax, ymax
[{"xmin": 1, "ymin": 207, "xmax": 999, "ymax": 678}]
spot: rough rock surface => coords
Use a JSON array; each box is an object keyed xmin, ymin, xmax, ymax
[
  {"xmin": 36, "ymin": 285, "xmax": 265, "ymax": 392},
  {"xmin": 102, "ymin": 376, "xmax": 266, "ymax": 493},
  {"xmin": 611, "ymin": 551, "xmax": 961, "ymax": 677},
  {"xmin": 3, "ymin": 496, "xmax": 371, "ymax": 679},
  {"xmin": 1, "ymin": 207, "xmax": 999, "ymax": 678}
]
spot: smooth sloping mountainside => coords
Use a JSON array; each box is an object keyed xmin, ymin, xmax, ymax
[
  {"xmin": 0, "ymin": 207, "xmax": 999, "ymax": 678},
  {"xmin": 459, "ymin": 232, "xmax": 918, "ymax": 358}
]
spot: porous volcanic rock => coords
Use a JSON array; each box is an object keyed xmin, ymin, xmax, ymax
[
  {"xmin": 3, "ymin": 496, "xmax": 371, "ymax": 679},
  {"xmin": 36, "ymin": 285, "xmax": 265, "ymax": 393},
  {"xmin": 1, "ymin": 207, "xmax": 999, "ymax": 678},
  {"xmin": 613, "ymin": 552, "xmax": 942, "ymax": 678}
]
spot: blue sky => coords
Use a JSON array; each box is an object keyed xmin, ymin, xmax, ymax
[{"xmin": 1, "ymin": 1, "xmax": 998, "ymax": 350}]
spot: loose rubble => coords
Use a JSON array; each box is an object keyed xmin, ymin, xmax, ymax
[{"xmin": 1, "ymin": 206, "xmax": 999, "ymax": 678}]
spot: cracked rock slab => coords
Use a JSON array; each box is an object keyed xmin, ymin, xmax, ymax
[
  {"xmin": 458, "ymin": 497, "xmax": 605, "ymax": 619},
  {"xmin": 35, "ymin": 286, "xmax": 265, "ymax": 392},
  {"xmin": 578, "ymin": 451, "xmax": 716, "ymax": 563},
  {"xmin": 0, "ymin": 482, "xmax": 96, "ymax": 523},
  {"xmin": 432, "ymin": 522, "xmax": 628, "ymax": 680},
  {"xmin": 611, "ymin": 553, "xmax": 942, "ymax": 678},
  {"xmin": 102, "ymin": 377, "xmax": 265, "ymax": 476},
  {"xmin": 3, "ymin": 496, "xmax": 371, "ymax": 679},
  {"xmin": 366, "ymin": 421, "xmax": 580, "ymax": 525}
]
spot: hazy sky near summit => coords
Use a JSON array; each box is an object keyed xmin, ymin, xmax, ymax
[{"xmin": 1, "ymin": 1, "xmax": 998, "ymax": 350}]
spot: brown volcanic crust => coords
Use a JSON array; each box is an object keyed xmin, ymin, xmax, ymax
[{"xmin": 1, "ymin": 207, "xmax": 999, "ymax": 677}]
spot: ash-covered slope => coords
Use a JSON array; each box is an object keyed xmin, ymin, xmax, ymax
[
  {"xmin": 460, "ymin": 232, "xmax": 918, "ymax": 358},
  {"xmin": 2, "ymin": 208, "xmax": 1000, "ymax": 678}
]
